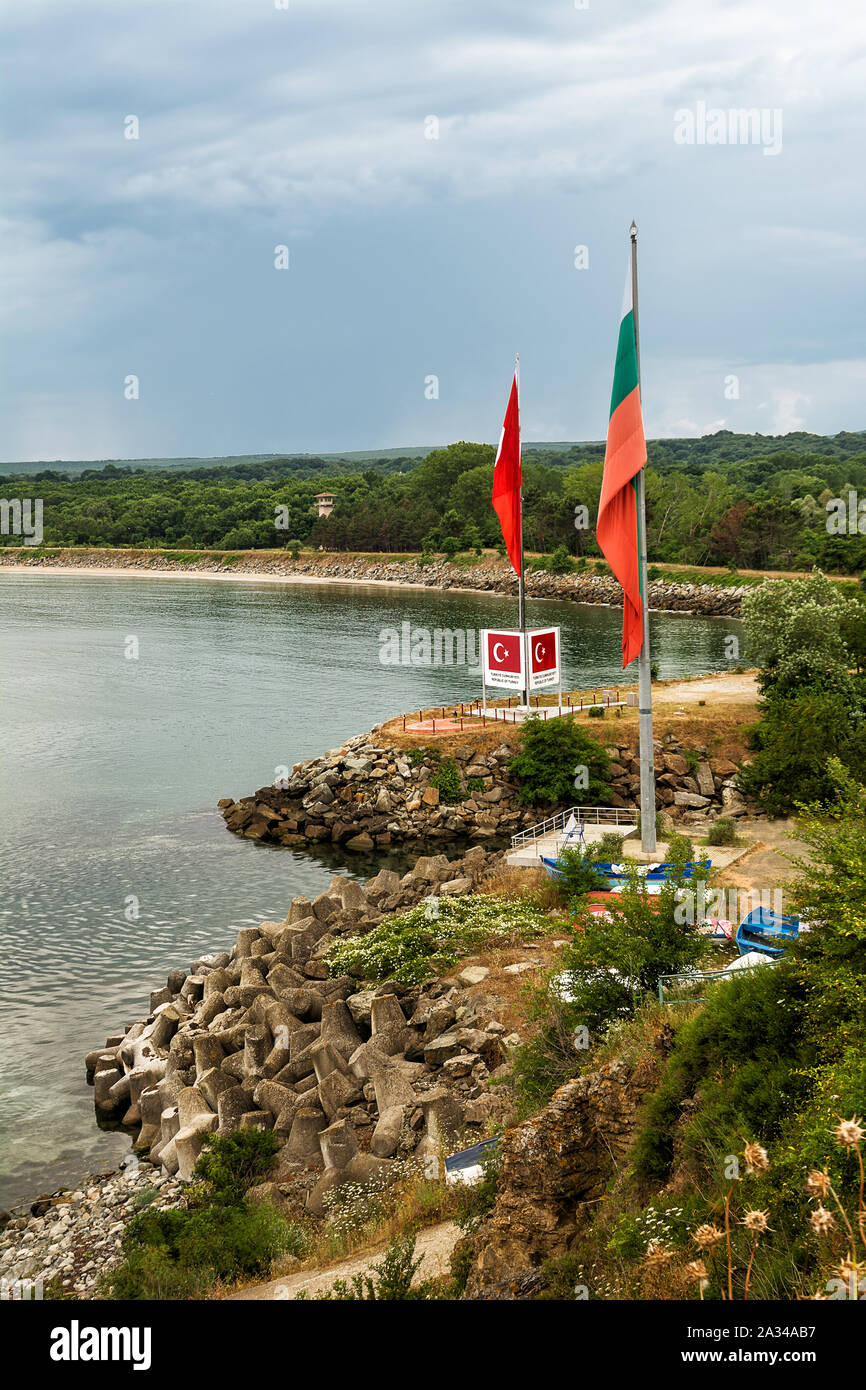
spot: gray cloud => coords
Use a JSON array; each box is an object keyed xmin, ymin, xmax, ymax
[{"xmin": 1, "ymin": 0, "xmax": 864, "ymax": 459}]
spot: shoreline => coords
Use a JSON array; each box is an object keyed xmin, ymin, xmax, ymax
[
  {"xmin": 0, "ymin": 552, "xmax": 747, "ymax": 616},
  {"xmin": 0, "ymin": 677, "xmax": 758, "ymax": 1294},
  {"xmin": 0, "ymin": 561, "xmax": 448, "ymax": 595}
]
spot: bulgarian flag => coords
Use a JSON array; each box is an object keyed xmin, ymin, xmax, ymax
[
  {"xmin": 492, "ymin": 369, "xmax": 521, "ymax": 576},
  {"xmin": 596, "ymin": 265, "xmax": 648, "ymax": 668}
]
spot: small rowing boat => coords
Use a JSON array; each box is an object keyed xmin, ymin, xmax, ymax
[{"xmin": 541, "ymin": 855, "xmax": 708, "ymax": 887}]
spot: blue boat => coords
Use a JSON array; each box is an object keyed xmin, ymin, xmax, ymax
[
  {"xmin": 541, "ymin": 855, "xmax": 704, "ymax": 884},
  {"xmin": 445, "ymin": 1136, "xmax": 499, "ymax": 1173},
  {"xmin": 735, "ymin": 906, "xmax": 800, "ymax": 958}
]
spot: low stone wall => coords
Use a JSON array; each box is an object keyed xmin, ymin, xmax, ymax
[
  {"xmin": 0, "ymin": 548, "xmax": 747, "ymax": 617},
  {"xmin": 606, "ymin": 732, "xmax": 751, "ymax": 823}
]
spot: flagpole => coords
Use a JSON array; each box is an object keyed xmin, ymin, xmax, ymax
[
  {"xmin": 630, "ymin": 221, "xmax": 657, "ymax": 855},
  {"xmin": 515, "ymin": 352, "xmax": 528, "ymax": 708}
]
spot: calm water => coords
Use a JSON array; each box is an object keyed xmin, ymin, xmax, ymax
[{"xmin": 0, "ymin": 573, "xmax": 744, "ymax": 1204}]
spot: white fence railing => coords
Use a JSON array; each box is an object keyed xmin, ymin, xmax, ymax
[{"xmin": 511, "ymin": 804, "xmax": 637, "ymax": 850}]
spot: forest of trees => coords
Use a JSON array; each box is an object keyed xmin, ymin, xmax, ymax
[{"xmin": 4, "ymin": 429, "xmax": 866, "ymax": 573}]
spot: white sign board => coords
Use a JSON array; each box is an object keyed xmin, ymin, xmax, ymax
[
  {"xmin": 482, "ymin": 629, "xmax": 525, "ymax": 690},
  {"xmin": 528, "ymin": 626, "xmax": 561, "ymax": 691}
]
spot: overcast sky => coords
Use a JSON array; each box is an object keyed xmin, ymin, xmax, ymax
[{"xmin": 2, "ymin": 0, "xmax": 864, "ymax": 461}]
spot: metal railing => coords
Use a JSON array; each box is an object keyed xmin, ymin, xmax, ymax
[
  {"xmin": 511, "ymin": 804, "xmax": 637, "ymax": 850},
  {"xmin": 658, "ymin": 955, "xmax": 780, "ymax": 1007}
]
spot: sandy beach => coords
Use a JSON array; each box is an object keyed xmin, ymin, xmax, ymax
[{"xmin": 0, "ymin": 561, "xmax": 450, "ymax": 594}]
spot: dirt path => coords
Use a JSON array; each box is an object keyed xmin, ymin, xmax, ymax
[
  {"xmin": 654, "ymin": 671, "xmax": 759, "ymax": 706},
  {"xmin": 713, "ymin": 817, "xmax": 812, "ymax": 898},
  {"xmin": 226, "ymin": 1220, "xmax": 462, "ymax": 1301}
]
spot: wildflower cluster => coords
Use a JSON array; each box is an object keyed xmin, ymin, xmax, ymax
[
  {"xmin": 634, "ymin": 1203, "xmax": 688, "ymax": 1253},
  {"xmin": 327, "ymin": 893, "xmax": 556, "ymax": 985},
  {"xmin": 807, "ymin": 1115, "xmax": 866, "ymax": 1298},
  {"xmin": 321, "ymin": 1161, "xmax": 413, "ymax": 1250}
]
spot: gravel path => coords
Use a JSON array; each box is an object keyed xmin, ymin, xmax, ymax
[{"xmin": 226, "ymin": 1220, "xmax": 463, "ymax": 1301}]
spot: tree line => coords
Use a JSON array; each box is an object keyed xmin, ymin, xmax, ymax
[{"xmin": 3, "ymin": 430, "xmax": 866, "ymax": 573}]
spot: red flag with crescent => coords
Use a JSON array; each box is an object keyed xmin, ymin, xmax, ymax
[{"xmin": 492, "ymin": 372, "xmax": 521, "ymax": 576}]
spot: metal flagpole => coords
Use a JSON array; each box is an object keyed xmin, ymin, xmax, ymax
[
  {"xmin": 515, "ymin": 353, "xmax": 528, "ymax": 708},
  {"xmin": 481, "ymin": 631, "xmax": 487, "ymax": 716},
  {"xmin": 630, "ymin": 221, "xmax": 657, "ymax": 854}
]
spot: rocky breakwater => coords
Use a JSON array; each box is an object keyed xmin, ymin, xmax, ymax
[
  {"xmin": 84, "ymin": 846, "xmax": 514, "ymax": 1225},
  {"xmin": 219, "ymin": 731, "xmax": 533, "ymax": 850},
  {"xmin": 221, "ymin": 726, "xmax": 752, "ymax": 853},
  {"xmin": 281, "ymin": 556, "xmax": 746, "ymax": 617},
  {"xmin": 0, "ymin": 548, "xmax": 747, "ymax": 618}
]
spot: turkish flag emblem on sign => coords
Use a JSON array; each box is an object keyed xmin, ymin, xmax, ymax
[
  {"xmin": 528, "ymin": 626, "xmax": 560, "ymax": 690},
  {"xmin": 483, "ymin": 629, "xmax": 525, "ymax": 690}
]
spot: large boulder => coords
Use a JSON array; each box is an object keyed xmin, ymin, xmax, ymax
[{"xmin": 464, "ymin": 1062, "xmax": 642, "ymax": 1296}]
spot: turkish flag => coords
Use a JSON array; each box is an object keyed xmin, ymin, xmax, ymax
[
  {"xmin": 486, "ymin": 631, "xmax": 522, "ymax": 675},
  {"xmin": 492, "ymin": 372, "xmax": 521, "ymax": 576},
  {"xmin": 530, "ymin": 629, "xmax": 557, "ymax": 676}
]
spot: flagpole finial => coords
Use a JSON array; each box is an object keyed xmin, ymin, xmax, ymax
[{"xmin": 630, "ymin": 220, "xmax": 638, "ymax": 240}]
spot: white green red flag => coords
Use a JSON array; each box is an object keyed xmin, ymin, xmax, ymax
[{"xmin": 596, "ymin": 265, "xmax": 648, "ymax": 668}]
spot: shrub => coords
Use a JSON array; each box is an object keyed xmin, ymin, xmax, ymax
[
  {"xmin": 106, "ymin": 1202, "xmax": 307, "ymax": 1300},
  {"xmin": 508, "ymin": 715, "xmax": 611, "ymax": 806},
  {"xmin": 706, "ymin": 817, "xmax": 738, "ymax": 846},
  {"xmin": 587, "ymin": 832, "xmax": 626, "ymax": 861},
  {"xmin": 741, "ymin": 572, "xmax": 855, "ymax": 698},
  {"xmin": 588, "ymin": 705, "xmax": 605, "ymax": 718},
  {"xmin": 446, "ymin": 1236, "xmax": 477, "ymax": 1297},
  {"xmin": 510, "ymin": 989, "xmax": 588, "ymax": 1118},
  {"xmin": 557, "ymin": 851, "xmax": 710, "ymax": 1034},
  {"xmin": 307, "ymin": 1234, "xmax": 440, "ymax": 1300},
  {"xmin": 787, "ymin": 759, "xmax": 866, "ymax": 1039},
  {"xmin": 327, "ymin": 893, "xmax": 557, "ymax": 985},
  {"xmin": 666, "ymin": 832, "xmax": 694, "ymax": 863},
  {"xmin": 428, "ymin": 756, "xmax": 462, "ymax": 804},
  {"xmin": 534, "ymin": 1252, "xmax": 588, "ymax": 1300},
  {"xmin": 631, "ymin": 963, "xmax": 810, "ymax": 1182},
  {"xmin": 553, "ymin": 847, "xmax": 608, "ymax": 903},
  {"xmin": 189, "ymin": 1128, "xmax": 281, "ymax": 1207},
  {"xmin": 737, "ymin": 691, "xmax": 866, "ymax": 814},
  {"xmin": 548, "ymin": 544, "xmax": 576, "ymax": 575},
  {"xmin": 104, "ymin": 1129, "xmax": 306, "ymax": 1299},
  {"xmin": 284, "ymin": 539, "xmax": 302, "ymax": 559}
]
